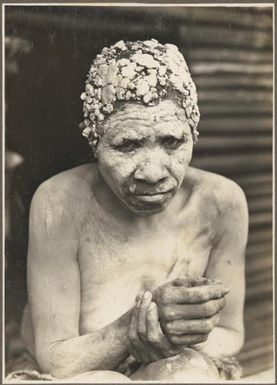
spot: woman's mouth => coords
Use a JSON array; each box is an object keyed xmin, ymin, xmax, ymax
[{"xmin": 132, "ymin": 191, "xmax": 172, "ymax": 203}]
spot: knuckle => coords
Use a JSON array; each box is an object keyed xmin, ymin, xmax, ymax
[
  {"xmin": 159, "ymin": 305, "xmax": 168, "ymax": 319},
  {"xmin": 161, "ymin": 306, "xmax": 173, "ymax": 321},
  {"xmin": 168, "ymin": 309, "xmax": 178, "ymax": 321},
  {"xmin": 163, "ymin": 321, "xmax": 174, "ymax": 334},
  {"xmin": 160, "ymin": 290, "xmax": 170, "ymax": 305},
  {"xmin": 169, "ymin": 335, "xmax": 181, "ymax": 345},
  {"xmin": 158, "ymin": 285, "xmax": 175, "ymax": 305},
  {"xmin": 129, "ymin": 331, "xmax": 137, "ymax": 342},
  {"xmin": 148, "ymin": 333, "xmax": 160, "ymax": 345},
  {"xmin": 191, "ymin": 290, "xmax": 205, "ymax": 303}
]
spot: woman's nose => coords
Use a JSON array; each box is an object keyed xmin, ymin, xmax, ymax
[{"xmin": 134, "ymin": 151, "xmax": 169, "ymax": 184}]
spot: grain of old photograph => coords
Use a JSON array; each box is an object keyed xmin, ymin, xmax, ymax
[{"xmin": 3, "ymin": 3, "xmax": 274, "ymax": 383}]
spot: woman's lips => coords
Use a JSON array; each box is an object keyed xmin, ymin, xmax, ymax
[{"xmin": 132, "ymin": 191, "xmax": 172, "ymax": 203}]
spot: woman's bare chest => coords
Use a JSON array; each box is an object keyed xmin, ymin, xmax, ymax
[
  {"xmin": 78, "ymin": 220, "xmax": 212, "ymax": 291},
  {"xmin": 77, "ymin": 215, "xmax": 212, "ymax": 331}
]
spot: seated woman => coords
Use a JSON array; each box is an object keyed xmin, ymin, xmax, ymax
[{"xmin": 7, "ymin": 39, "xmax": 248, "ymax": 382}]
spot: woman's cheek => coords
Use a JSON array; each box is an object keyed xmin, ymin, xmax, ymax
[
  {"xmin": 171, "ymin": 148, "xmax": 192, "ymax": 182},
  {"xmin": 99, "ymin": 149, "xmax": 137, "ymax": 182}
]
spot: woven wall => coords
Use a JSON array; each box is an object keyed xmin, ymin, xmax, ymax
[{"xmin": 5, "ymin": 5, "xmax": 273, "ymax": 376}]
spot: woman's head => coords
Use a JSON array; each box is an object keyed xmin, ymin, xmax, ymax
[{"xmin": 80, "ymin": 39, "xmax": 200, "ymax": 151}]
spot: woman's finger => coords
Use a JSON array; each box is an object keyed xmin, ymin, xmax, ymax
[
  {"xmin": 160, "ymin": 297, "xmax": 226, "ymax": 321},
  {"xmin": 169, "ymin": 333, "xmax": 209, "ymax": 346},
  {"xmin": 128, "ymin": 307, "xmax": 145, "ymax": 362},
  {"xmin": 147, "ymin": 302, "xmax": 182, "ymax": 357},
  {"xmin": 137, "ymin": 291, "xmax": 152, "ymax": 341},
  {"xmin": 127, "ymin": 338, "xmax": 143, "ymax": 363},
  {"xmin": 146, "ymin": 302, "xmax": 163, "ymax": 341},
  {"xmin": 157, "ymin": 284, "xmax": 229, "ymax": 305},
  {"xmin": 164, "ymin": 314, "xmax": 221, "ymax": 335}
]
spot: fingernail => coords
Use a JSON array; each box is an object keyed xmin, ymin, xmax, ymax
[
  {"xmin": 144, "ymin": 291, "xmax": 152, "ymax": 300},
  {"xmin": 223, "ymin": 287, "xmax": 230, "ymax": 294}
]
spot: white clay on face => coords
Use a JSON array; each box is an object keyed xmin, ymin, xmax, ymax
[
  {"xmin": 101, "ymin": 100, "xmax": 191, "ymax": 141},
  {"xmin": 96, "ymin": 100, "xmax": 193, "ymax": 215},
  {"xmin": 129, "ymin": 183, "xmax": 136, "ymax": 193}
]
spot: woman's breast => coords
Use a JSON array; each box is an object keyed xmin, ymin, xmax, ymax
[
  {"xmin": 78, "ymin": 235, "xmax": 179, "ymax": 332},
  {"xmin": 77, "ymin": 231, "xmax": 211, "ymax": 333}
]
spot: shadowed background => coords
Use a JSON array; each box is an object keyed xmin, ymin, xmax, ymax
[{"xmin": 5, "ymin": 5, "xmax": 273, "ymax": 377}]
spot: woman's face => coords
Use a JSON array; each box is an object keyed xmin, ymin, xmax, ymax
[{"xmin": 96, "ymin": 99, "xmax": 193, "ymax": 215}]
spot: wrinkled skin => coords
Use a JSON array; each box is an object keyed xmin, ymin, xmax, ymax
[
  {"xmin": 128, "ymin": 291, "xmax": 183, "ymax": 364},
  {"xmin": 96, "ymin": 100, "xmax": 193, "ymax": 215},
  {"xmin": 128, "ymin": 278, "xmax": 228, "ymax": 364}
]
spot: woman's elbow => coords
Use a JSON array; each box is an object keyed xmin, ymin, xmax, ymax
[{"xmin": 35, "ymin": 345, "xmax": 78, "ymax": 379}]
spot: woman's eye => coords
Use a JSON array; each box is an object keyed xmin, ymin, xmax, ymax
[
  {"xmin": 114, "ymin": 140, "xmax": 141, "ymax": 153},
  {"xmin": 162, "ymin": 137, "xmax": 185, "ymax": 150}
]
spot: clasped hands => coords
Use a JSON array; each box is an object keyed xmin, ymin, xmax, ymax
[{"xmin": 127, "ymin": 277, "xmax": 229, "ymax": 363}]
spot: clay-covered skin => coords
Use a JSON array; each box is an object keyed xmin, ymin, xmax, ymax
[
  {"xmin": 96, "ymin": 99, "xmax": 193, "ymax": 215},
  {"xmin": 25, "ymin": 95, "xmax": 248, "ymax": 380},
  {"xmin": 25, "ymin": 160, "xmax": 248, "ymax": 380},
  {"xmin": 127, "ymin": 278, "xmax": 228, "ymax": 366}
]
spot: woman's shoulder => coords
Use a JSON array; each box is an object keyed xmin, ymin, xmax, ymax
[
  {"xmin": 31, "ymin": 163, "xmax": 99, "ymax": 215},
  {"xmin": 35, "ymin": 163, "xmax": 96, "ymax": 196},
  {"xmin": 185, "ymin": 167, "xmax": 247, "ymax": 217}
]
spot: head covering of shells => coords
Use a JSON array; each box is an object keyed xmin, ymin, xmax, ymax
[{"xmin": 80, "ymin": 39, "xmax": 200, "ymax": 148}]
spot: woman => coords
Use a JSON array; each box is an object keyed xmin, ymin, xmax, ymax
[{"xmin": 7, "ymin": 39, "xmax": 247, "ymax": 382}]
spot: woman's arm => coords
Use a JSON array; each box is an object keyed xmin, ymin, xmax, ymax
[
  {"xmin": 200, "ymin": 180, "xmax": 248, "ymax": 357},
  {"xmin": 27, "ymin": 181, "xmax": 131, "ymax": 379}
]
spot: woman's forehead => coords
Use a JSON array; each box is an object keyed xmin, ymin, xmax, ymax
[
  {"xmin": 102, "ymin": 100, "xmax": 190, "ymax": 140},
  {"xmin": 104, "ymin": 100, "xmax": 188, "ymax": 126}
]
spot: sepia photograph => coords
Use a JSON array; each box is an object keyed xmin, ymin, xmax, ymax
[{"xmin": 3, "ymin": 3, "xmax": 274, "ymax": 383}]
